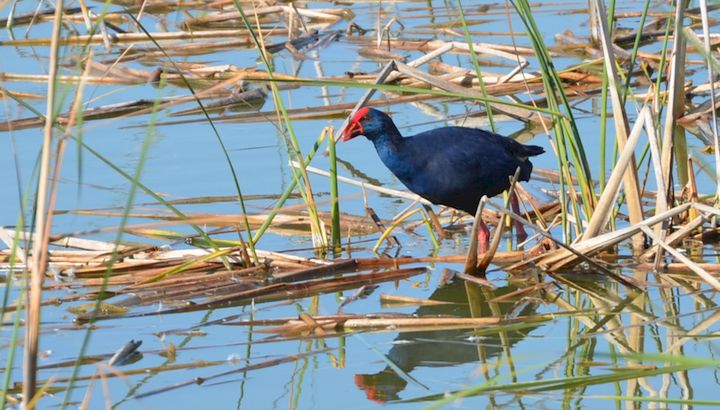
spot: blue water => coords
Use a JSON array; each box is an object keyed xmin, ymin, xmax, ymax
[{"xmin": 2, "ymin": 1, "xmax": 719, "ymax": 409}]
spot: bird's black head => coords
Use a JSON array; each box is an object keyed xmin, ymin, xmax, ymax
[{"xmin": 342, "ymin": 107, "xmax": 395, "ymax": 142}]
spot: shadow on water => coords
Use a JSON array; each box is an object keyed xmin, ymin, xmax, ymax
[{"xmin": 354, "ymin": 279, "xmax": 541, "ymax": 402}]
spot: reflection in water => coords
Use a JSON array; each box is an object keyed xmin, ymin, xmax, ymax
[{"xmin": 354, "ymin": 280, "xmax": 541, "ymax": 402}]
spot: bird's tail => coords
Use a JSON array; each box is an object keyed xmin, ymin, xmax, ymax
[
  {"xmin": 519, "ymin": 161, "xmax": 534, "ymax": 182},
  {"xmin": 519, "ymin": 145, "xmax": 545, "ymax": 157}
]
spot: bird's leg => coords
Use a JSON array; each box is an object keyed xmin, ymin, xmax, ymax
[
  {"xmin": 478, "ymin": 220, "xmax": 490, "ymax": 254},
  {"xmin": 511, "ymin": 192, "xmax": 528, "ymax": 243}
]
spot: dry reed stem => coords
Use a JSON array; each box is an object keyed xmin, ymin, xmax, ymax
[
  {"xmin": 0, "ymin": 29, "xmax": 268, "ymax": 46},
  {"xmin": 0, "ymin": 89, "xmax": 44, "ymax": 100},
  {"xmin": 642, "ymin": 107, "xmax": 670, "ymax": 248},
  {"xmin": 539, "ymin": 203, "xmax": 693, "ymax": 270},
  {"xmin": 660, "ymin": 0, "xmax": 689, "ymax": 193},
  {"xmin": 257, "ymin": 314, "xmax": 542, "ymax": 334},
  {"xmin": 592, "ymin": 0, "xmax": 644, "ymax": 241},
  {"xmin": 0, "ymin": 71, "xmax": 251, "ymax": 131},
  {"xmin": 24, "ymin": 1, "xmax": 63, "ymax": 403},
  {"xmin": 379, "ymin": 294, "xmax": 454, "ymax": 306},
  {"xmin": 0, "ymin": 229, "xmax": 25, "ymax": 264},
  {"xmin": 55, "ymin": 208, "xmax": 380, "ymax": 237},
  {"xmin": 332, "ymin": 60, "xmax": 397, "ymax": 142},
  {"xmin": 484, "ymin": 201, "xmax": 639, "ymax": 289},
  {"xmin": 580, "ymin": 106, "xmax": 648, "ymax": 241},
  {"xmin": 293, "ymin": 161, "xmax": 431, "ymax": 204},
  {"xmin": 697, "ymin": 0, "xmax": 720, "ymax": 202},
  {"xmin": 112, "ymin": 267, "xmax": 429, "ymax": 317},
  {"xmin": 455, "ymin": 271, "xmax": 496, "ymax": 288},
  {"xmin": 640, "ymin": 215, "xmax": 705, "ymax": 261},
  {"xmin": 395, "ymin": 61, "xmax": 548, "ymax": 126},
  {"xmin": 0, "ymin": 249, "xmax": 529, "ymax": 271},
  {"xmin": 639, "ymin": 225, "xmax": 720, "ymax": 291}
]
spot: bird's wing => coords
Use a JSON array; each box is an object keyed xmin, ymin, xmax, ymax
[{"xmin": 398, "ymin": 127, "xmax": 527, "ymax": 204}]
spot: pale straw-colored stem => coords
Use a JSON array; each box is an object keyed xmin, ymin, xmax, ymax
[{"xmin": 23, "ymin": 1, "xmax": 63, "ymax": 404}]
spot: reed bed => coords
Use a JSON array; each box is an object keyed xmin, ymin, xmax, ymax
[{"xmin": 1, "ymin": 0, "xmax": 720, "ymax": 408}]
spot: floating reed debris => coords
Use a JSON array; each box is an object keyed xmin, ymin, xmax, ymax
[{"xmin": 250, "ymin": 313, "xmax": 551, "ymax": 335}]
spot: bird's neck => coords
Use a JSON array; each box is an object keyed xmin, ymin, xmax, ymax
[
  {"xmin": 371, "ymin": 125, "xmax": 417, "ymax": 182},
  {"xmin": 369, "ymin": 121, "xmax": 403, "ymax": 150}
]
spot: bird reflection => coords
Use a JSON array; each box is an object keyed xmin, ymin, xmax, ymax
[{"xmin": 354, "ymin": 279, "xmax": 541, "ymax": 402}]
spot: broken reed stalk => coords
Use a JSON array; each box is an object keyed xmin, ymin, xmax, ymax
[{"xmin": 24, "ymin": 1, "xmax": 63, "ymax": 404}]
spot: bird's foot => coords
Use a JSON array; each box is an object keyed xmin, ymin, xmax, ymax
[
  {"xmin": 511, "ymin": 192, "xmax": 529, "ymax": 245},
  {"xmin": 515, "ymin": 222, "xmax": 528, "ymax": 244},
  {"xmin": 478, "ymin": 221, "xmax": 490, "ymax": 254}
]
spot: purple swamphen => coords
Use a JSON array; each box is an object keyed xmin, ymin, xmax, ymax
[{"xmin": 342, "ymin": 107, "xmax": 544, "ymax": 252}]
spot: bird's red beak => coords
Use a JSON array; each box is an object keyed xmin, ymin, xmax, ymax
[
  {"xmin": 342, "ymin": 119, "xmax": 364, "ymax": 141},
  {"xmin": 342, "ymin": 107, "xmax": 370, "ymax": 141}
]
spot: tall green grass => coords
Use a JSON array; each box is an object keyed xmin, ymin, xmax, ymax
[
  {"xmin": 328, "ymin": 129, "xmax": 342, "ymax": 253},
  {"xmin": 457, "ymin": 0, "xmax": 496, "ymax": 132},
  {"xmin": 232, "ymin": 0, "xmax": 327, "ymax": 249},
  {"xmin": 512, "ymin": 0, "xmax": 596, "ymax": 242}
]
